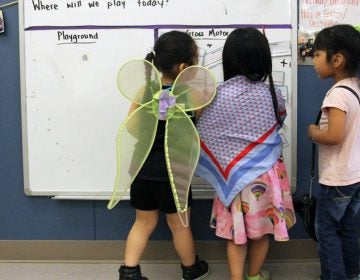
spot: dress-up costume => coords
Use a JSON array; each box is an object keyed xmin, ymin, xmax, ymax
[
  {"xmin": 196, "ymin": 75, "xmax": 295, "ymax": 243},
  {"xmin": 107, "ymin": 59, "xmax": 216, "ymax": 224},
  {"xmin": 136, "ymin": 85, "xmax": 176, "ymax": 182},
  {"xmin": 129, "ymin": 86, "xmax": 196, "ymax": 214}
]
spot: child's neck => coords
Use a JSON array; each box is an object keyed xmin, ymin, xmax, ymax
[
  {"xmin": 334, "ymin": 72, "xmax": 354, "ymax": 83},
  {"xmin": 333, "ymin": 65, "xmax": 354, "ymax": 83},
  {"xmin": 161, "ymin": 76, "xmax": 174, "ymax": 86}
]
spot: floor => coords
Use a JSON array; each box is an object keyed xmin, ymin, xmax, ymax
[{"xmin": 0, "ymin": 260, "xmax": 321, "ymax": 280}]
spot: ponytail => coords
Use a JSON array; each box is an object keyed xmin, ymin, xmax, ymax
[
  {"xmin": 144, "ymin": 51, "xmax": 155, "ymax": 83},
  {"xmin": 268, "ymin": 74, "xmax": 283, "ymax": 127},
  {"xmin": 145, "ymin": 51, "xmax": 155, "ymax": 63}
]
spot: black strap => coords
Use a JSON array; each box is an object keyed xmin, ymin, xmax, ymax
[
  {"xmin": 310, "ymin": 85, "xmax": 360, "ymax": 190},
  {"xmin": 310, "ymin": 110, "xmax": 322, "ymax": 178},
  {"xmin": 335, "ymin": 85, "xmax": 360, "ymax": 105}
]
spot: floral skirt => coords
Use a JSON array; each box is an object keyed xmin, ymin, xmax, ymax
[{"xmin": 210, "ymin": 160, "xmax": 296, "ymax": 244}]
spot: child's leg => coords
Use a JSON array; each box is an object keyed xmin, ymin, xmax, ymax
[
  {"xmin": 124, "ymin": 209, "xmax": 159, "ymax": 266},
  {"xmin": 227, "ymin": 240, "xmax": 247, "ymax": 280},
  {"xmin": 340, "ymin": 214, "xmax": 360, "ymax": 279},
  {"xmin": 246, "ymin": 235, "xmax": 269, "ymax": 277},
  {"xmin": 316, "ymin": 185, "xmax": 349, "ymax": 280},
  {"xmin": 167, "ymin": 210, "xmax": 210, "ymax": 280},
  {"xmin": 166, "ymin": 210, "xmax": 196, "ymax": 266},
  {"xmin": 339, "ymin": 187, "xmax": 360, "ymax": 279}
]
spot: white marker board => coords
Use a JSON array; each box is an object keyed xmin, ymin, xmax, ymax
[{"xmin": 19, "ymin": 0, "xmax": 297, "ymax": 199}]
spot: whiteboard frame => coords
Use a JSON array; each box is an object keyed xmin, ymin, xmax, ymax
[
  {"xmin": 19, "ymin": 0, "xmax": 31, "ymax": 196},
  {"xmin": 290, "ymin": 0, "xmax": 298, "ymax": 191},
  {"xmin": 19, "ymin": 0, "xmax": 298, "ymax": 200}
]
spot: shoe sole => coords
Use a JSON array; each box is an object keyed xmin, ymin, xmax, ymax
[{"xmin": 181, "ymin": 268, "xmax": 210, "ymax": 280}]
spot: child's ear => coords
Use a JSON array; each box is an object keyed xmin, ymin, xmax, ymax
[
  {"xmin": 179, "ymin": 63, "xmax": 187, "ymax": 72},
  {"xmin": 332, "ymin": 53, "xmax": 345, "ymax": 68}
]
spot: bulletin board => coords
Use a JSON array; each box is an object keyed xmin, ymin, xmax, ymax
[{"xmin": 19, "ymin": 0, "xmax": 298, "ymax": 199}]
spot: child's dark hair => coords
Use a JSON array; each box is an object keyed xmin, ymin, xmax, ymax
[
  {"xmin": 314, "ymin": 24, "xmax": 360, "ymax": 76},
  {"xmin": 222, "ymin": 27, "xmax": 282, "ymax": 126},
  {"xmin": 145, "ymin": 30, "xmax": 198, "ymax": 80}
]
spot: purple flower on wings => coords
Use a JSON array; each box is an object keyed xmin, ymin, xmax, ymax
[{"xmin": 158, "ymin": 89, "xmax": 176, "ymax": 120}]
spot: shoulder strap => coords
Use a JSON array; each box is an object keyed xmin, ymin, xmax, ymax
[
  {"xmin": 334, "ymin": 85, "xmax": 360, "ymax": 105},
  {"xmin": 310, "ymin": 110, "xmax": 322, "ymax": 179}
]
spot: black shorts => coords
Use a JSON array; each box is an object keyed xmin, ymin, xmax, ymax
[{"xmin": 130, "ymin": 176, "xmax": 193, "ymax": 214}]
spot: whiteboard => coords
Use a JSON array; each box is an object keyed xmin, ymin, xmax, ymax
[{"xmin": 19, "ymin": 0, "xmax": 297, "ymax": 199}]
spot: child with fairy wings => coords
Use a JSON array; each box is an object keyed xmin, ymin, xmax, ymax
[{"xmin": 108, "ymin": 30, "xmax": 217, "ymax": 280}]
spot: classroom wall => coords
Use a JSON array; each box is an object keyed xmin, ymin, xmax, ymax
[{"xmin": 0, "ymin": 3, "xmax": 333, "ymax": 241}]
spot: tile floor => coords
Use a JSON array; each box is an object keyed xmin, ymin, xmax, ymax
[{"xmin": 0, "ymin": 260, "xmax": 321, "ymax": 280}]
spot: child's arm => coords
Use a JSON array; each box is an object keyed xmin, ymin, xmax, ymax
[
  {"xmin": 125, "ymin": 102, "xmax": 141, "ymax": 137},
  {"xmin": 128, "ymin": 102, "xmax": 140, "ymax": 115},
  {"xmin": 308, "ymin": 107, "xmax": 346, "ymax": 145}
]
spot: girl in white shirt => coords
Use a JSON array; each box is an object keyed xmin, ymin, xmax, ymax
[{"xmin": 308, "ymin": 24, "xmax": 360, "ymax": 280}]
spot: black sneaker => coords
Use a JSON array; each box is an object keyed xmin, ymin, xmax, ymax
[
  {"xmin": 181, "ymin": 255, "xmax": 210, "ymax": 280},
  {"xmin": 119, "ymin": 265, "xmax": 149, "ymax": 280}
]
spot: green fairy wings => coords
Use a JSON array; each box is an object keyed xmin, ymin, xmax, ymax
[{"xmin": 107, "ymin": 59, "xmax": 216, "ymax": 215}]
